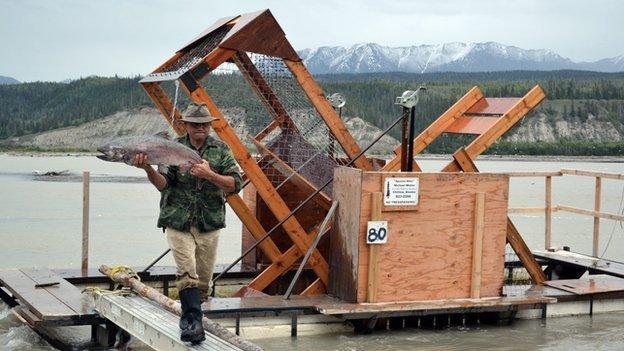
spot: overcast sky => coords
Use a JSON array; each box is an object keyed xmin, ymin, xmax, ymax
[{"xmin": 1, "ymin": 0, "xmax": 622, "ymax": 82}]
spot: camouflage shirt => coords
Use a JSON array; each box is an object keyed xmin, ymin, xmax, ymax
[{"xmin": 157, "ymin": 135, "xmax": 242, "ymax": 233}]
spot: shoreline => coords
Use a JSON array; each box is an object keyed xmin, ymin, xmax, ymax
[{"xmin": 1, "ymin": 151, "xmax": 622, "ymax": 163}]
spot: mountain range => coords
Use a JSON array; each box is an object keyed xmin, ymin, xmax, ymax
[
  {"xmin": 0, "ymin": 76, "xmax": 20, "ymax": 84},
  {"xmin": 298, "ymin": 42, "xmax": 624, "ymax": 74}
]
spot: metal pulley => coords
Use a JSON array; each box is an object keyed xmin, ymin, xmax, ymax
[
  {"xmin": 395, "ymin": 87, "xmax": 426, "ymax": 108},
  {"xmin": 327, "ymin": 93, "xmax": 346, "ymax": 109}
]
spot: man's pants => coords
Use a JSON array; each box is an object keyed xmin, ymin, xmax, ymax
[{"xmin": 166, "ymin": 227, "xmax": 220, "ymax": 300}]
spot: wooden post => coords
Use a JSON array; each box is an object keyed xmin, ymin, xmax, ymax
[
  {"xmin": 82, "ymin": 171, "xmax": 90, "ymax": 276},
  {"xmin": 471, "ymin": 192, "xmax": 485, "ymax": 298},
  {"xmin": 367, "ymin": 192, "xmax": 382, "ymax": 303},
  {"xmin": 593, "ymin": 176, "xmax": 602, "ymax": 256},
  {"xmin": 545, "ymin": 176, "xmax": 552, "ymax": 250}
]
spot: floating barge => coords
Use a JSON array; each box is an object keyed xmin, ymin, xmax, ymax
[{"xmin": 3, "ymin": 9, "xmax": 624, "ymax": 351}]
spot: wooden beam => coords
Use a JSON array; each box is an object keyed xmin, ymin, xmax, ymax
[
  {"xmin": 250, "ymin": 136, "xmax": 332, "ymax": 210},
  {"xmin": 301, "ymin": 279, "xmax": 325, "ymax": 295},
  {"xmin": 594, "ymin": 176, "xmax": 602, "ymax": 257},
  {"xmin": 233, "ymin": 52, "xmax": 298, "ymax": 136},
  {"xmin": 254, "ymin": 120, "xmax": 280, "ymax": 141},
  {"xmin": 545, "ymin": 176, "xmax": 552, "ymax": 250},
  {"xmin": 471, "ymin": 192, "xmax": 485, "ymax": 298},
  {"xmin": 283, "ymin": 59, "xmax": 373, "ymax": 171},
  {"xmin": 226, "ymin": 193, "xmax": 283, "ymax": 263},
  {"xmin": 180, "ymin": 78, "xmax": 330, "ymax": 286},
  {"xmin": 242, "ymin": 225, "xmax": 332, "ymax": 293},
  {"xmin": 382, "ymin": 86, "xmax": 484, "ymax": 171},
  {"xmin": 561, "ymin": 168, "xmax": 624, "ymax": 180},
  {"xmin": 508, "ymin": 207, "xmax": 549, "ymax": 214},
  {"xmin": 442, "ymin": 85, "xmax": 545, "ymax": 172},
  {"xmin": 451, "ymin": 148, "xmax": 547, "ymax": 284},
  {"xmin": 505, "ymin": 171, "xmax": 563, "ymax": 177},
  {"xmin": 558, "ymin": 205, "xmax": 624, "ymax": 222},
  {"xmin": 366, "ymin": 192, "xmax": 382, "ymax": 303}
]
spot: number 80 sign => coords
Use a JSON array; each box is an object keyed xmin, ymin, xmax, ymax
[{"xmin": 366, "ymin": 221, "xmax": 388, "ymax": 244}]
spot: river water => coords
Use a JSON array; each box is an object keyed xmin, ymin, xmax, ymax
[{"xmin": 1, "ymin": 154, "xmax": 624, "ymax": 350}]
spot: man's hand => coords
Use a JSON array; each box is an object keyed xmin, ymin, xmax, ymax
[
  {"xmin": 132, "ymin": 153, "xmax": 151, "ymax": 171},
  {"xmin": 190, "ymin": 160, "xmax": 215, "ymax": 180}
]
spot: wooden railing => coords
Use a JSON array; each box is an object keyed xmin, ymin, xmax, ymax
[{"xmin": 506, "ymin": 169, "xmax": 624, "ymax": 256}]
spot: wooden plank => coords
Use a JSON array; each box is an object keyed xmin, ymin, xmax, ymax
[
  {"xmin": 561, "ymin": 168, "xmax": 624, "ymax": 180},
  {"xmin": 242, "ymin": 223, "xmax": 332, "ymax": 294},
  {"xmin": 545, "ymin": 176, "xmax": 552, "ymax": 249},
  {"xmin": 557, "ymin": 205, "xmax": 624, "ymax": 222},
  {"xmin": 0, "ymin": 269, "xmax": 76, "ymax": 320},
  {"xmin": 328, "ymin": 167, "xmax": 363, "ymax": 302},
  {"xmin": 465, "ymin": 97, "xmax": 521, "ymax": 115},
  {"xmin": 219, "ymin": 10, "xmax": 299, "ymax": 61},
  {"xmin": 181, "ymin": 78, "xmax": 330, "ymax": 286},
  {"xmin": 283, "ymin": 59, "xmax": 373, "ymax": 171},
  {"xmin": 594, "ymin": 176, "xmax": 602, "ymax": 256},
  {"xmin": 442, "ymin": 85, "xmax": 545, "ymax": 172},
  {"xmin": 366, "ymin": 192, "xmax": 382, "ymax": 303},
  {"xmin": 545, "ymin": 275, "xmax": 624, "ymax": 295},
  {"xmin": 317, "ymin": 295, "xmax": 556, "ymax": 316},
  {"xmin": 20, "ymin": 269, "xmax": 95, "ymax": 317},
  {"xmin": 81, "ymin": 171, "xmax": 89, "ymax": 276},
  {"xmin": 254, "ymin": 119, "xmax": 280, "ymax": 141},
  {"xmin": 301, "ymin": 279, "xmax": 325, "ymax": 295},
  {"xmin": 382, "ymin": 86, "xmax": 484, "ymax": 171},
  {"xmin": 357, "ymin": 172, "xmax": 509, "ymax": 302},
  {"xmin": 471, "ymin": 192, "xmax": 485, "ymax": 298},
  {"xmin": 444, "ymin": 115, "xmax": 499, "ymax": 135},
  {"xmin": 506, "ymin": 171, "xmax": 562, "ymax": 177},
  {"xmin": 226, "ymin": 193, "xmax": 283, "ymax": 263},
  {"xmin": 508, "ymin": 206, "xmax": 548, "ymax": 214},
  {"xmin": 450, "ymin": 148, "xmax": 547, "ymax": 285}
]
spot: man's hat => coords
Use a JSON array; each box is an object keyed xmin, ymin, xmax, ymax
[{"xmin": 180, "ymin": 103, "xmax": 217, "ymax": 123}]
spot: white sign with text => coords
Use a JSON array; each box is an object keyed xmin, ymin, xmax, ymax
[
  {"xmin": 383, "ymin": 177, "xmax": 419, "ymax": 206},
  {"xmin": 367, "ymin": 221, "xmax": 388, "ymax": 244}
]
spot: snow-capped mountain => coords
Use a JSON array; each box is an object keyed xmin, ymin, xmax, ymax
[{"xmin": 298, "ymin": 42, "xmax": 622, "ymax": 74}]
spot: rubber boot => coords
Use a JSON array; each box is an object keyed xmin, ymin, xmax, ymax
[{"xmin": 179, "ymin": 287, "xmax": 206, "ymax": 344}]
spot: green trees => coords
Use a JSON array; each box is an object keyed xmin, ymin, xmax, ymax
[{"xmin": 1, "ymin": 70, "xmax": 623, "ymax": 155}]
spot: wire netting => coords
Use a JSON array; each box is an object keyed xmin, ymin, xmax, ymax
[
  {"xmin": 202, "ymin": 52, "xmax": 352, "ymax": 195},
  {"xmin": 161, "ymin": 25, "xmax": 231, "ymax": 74}
]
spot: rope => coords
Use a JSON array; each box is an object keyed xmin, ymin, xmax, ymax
[
  {"xmin": 81, "ymin": 286, "xmax": 133, "ymax": 297},
  {"xmin": 82, "ymin": 265, "xmax": 140, "ymax": 296},
  {"xmin": 109, "ymin": 265, "xmax": 141, "ymax": 281}
]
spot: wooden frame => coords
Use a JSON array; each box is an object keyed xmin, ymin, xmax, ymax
[
  {"xmin": 381, "ymin": 85, "xmax": 548, "ymax": 285},
  {"xmin": 140, "ymin": 10, "xmax": 374, "ymax": 296},
  {"xmin": 330, "ymin": 168, "xmax": 510, "ymax": 303}
]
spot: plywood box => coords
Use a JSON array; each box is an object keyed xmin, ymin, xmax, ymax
[{"xmin": 329, "ymin": 167, "xmax": 509, "ymax": 303}]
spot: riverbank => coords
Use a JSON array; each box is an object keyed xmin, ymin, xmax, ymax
[{"xmin": 2, "ymin": 150, "xmax": 623, "ymax": 163}]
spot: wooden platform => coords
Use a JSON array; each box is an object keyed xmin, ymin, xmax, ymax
[
  {"xmin": 314, "ymin": 295, "xmax": 555, "ymax": 319},
  {"xmin": 0, "ymin": 268, "xmax": 101, "ymax": 326},
  {"xmin": 200, "ymin": 294, "xmax": 555, "ymax": 320},
  {"xmin": 202, "ymin": 295, "xmax": 340, "ymax": 316}
]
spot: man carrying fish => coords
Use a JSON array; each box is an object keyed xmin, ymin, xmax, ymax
[{"xmin": 130, "ymin": 103, "xmax": 241, "ymax": 344}]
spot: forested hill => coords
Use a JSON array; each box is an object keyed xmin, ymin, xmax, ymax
[{"xmin": 1, "ymin": 71, "xmax": 624, "ymax": 155}]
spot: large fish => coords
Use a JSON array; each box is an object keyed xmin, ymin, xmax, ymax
[{"xmin": 96, "ymin": 133, "xmax": 201, "ymax": 172}]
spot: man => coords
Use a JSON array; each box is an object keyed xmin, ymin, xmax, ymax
[{"xmin": 133, "ymin": 102, "xmax": 241, "ymax": 344}]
